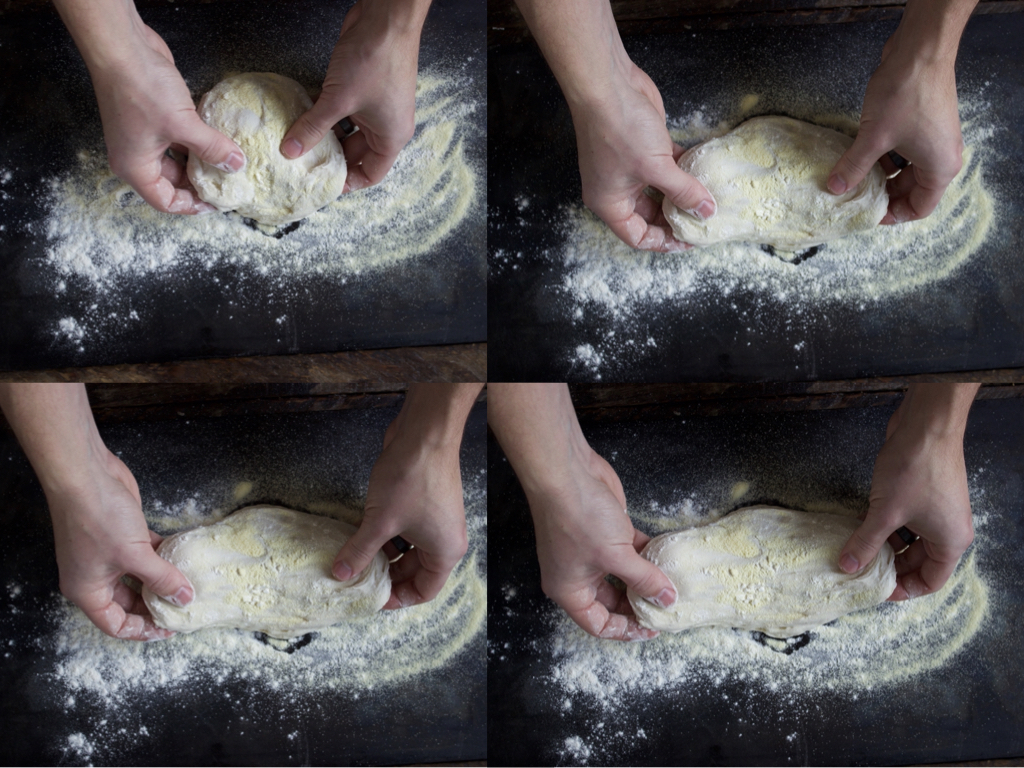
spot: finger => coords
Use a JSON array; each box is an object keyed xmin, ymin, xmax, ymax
[
  {"xmin": 878, "ymin": 153, "xmax": 900, "ymax": 176},
  {"xmin": 333, "ymin": 518, "xmax": 392, "ymax": 581},
  {"xmin": 671, "ymin": 142, "xmax": 685, "ymax": 163},
  {"xmin": 632, "ymin": 529, "xmax": 651, "ymax": 552},
  {"xmin": 594, "ymin": 577, "xmax": 623, "ymax": 611},
  {"xmin": 177, "ymin": 116, "xmax": 245, "ymax": 174},
  {"xmin": 633, "ymin": 189, "xmax": 661, "ymax": 223},
  {"xmin": 148, "ymin": 530, "xmax": 164, "ymax": 548},
  {"xmin": 112, "ymin": 580, "xmax": 147, "ymax": 613},
  {"xmin": 127, "ymin": 548, "xmax": 194, "ymax": 607},
  {"xmin": 886, "ymin": 170, "xmax": 947, "ymax": 224},
  {"xmin": 828, "ymin": 129, "xmax": 887, "ymax": 195},
  {"xmin": 563, "ymin": 598, "xmax": 658, "ymax": 642},
  {"xmin": 130, "ymin": 173, "xmax": 217, "ymax": 215},
  {"xmin": 345, "ymin": 146, "xmax": 400, "ymax": 192},
  {"xmin": 838, "ymin": 513, "xmax": 896, "ymax": 574},
  {"xmin": 388, "ymin": 549, "xmax": 458, "ymax": 609},
  {"xmin": 897, "ymin": 555, "xmax": 959, "ymax": 600},
  {"xmin": 84, "ymin": 599, "xmax": 174, "ymax": 641},
  {"xmin": 160, "ymin": 154, "xmax": 187, "ymax": 188},
  {"xmin": 612, "ymin": 548, "xmax": 677, "ymax": 609},
  {"xmin": 650, "ymin": 158, "xmax": 716, "ymax": 222},
  {"xmin": 280, "ymin": 95, "xmax": 352, "ymax": 160}
]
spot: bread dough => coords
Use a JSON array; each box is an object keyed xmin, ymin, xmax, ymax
[
  {"xmin": 142, "ymin": 506, "xmax": 390, "ymax": 638},
  {"xmin": 186, "ymin": 73, "xmax": 347, "ymax": 226},
  {"xmin": 627, "ymin": 506, "xmax": 896, "ymax": 637},
  {"xmin": 663, "ymin": 116, "xmax": 889, "ymax": 250}
]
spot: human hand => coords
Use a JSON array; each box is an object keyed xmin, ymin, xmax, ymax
[
  {"xmin": 333, "ymin": 402, "xmax": 469, "ymax": 609},
  {"xmin": 839, "ymin": 385, "xmax": 977, "ymax": 600},
  {"xmin": 526, "ymin": 447, "xmax": 677, "ymax": 641},
  {"xmin": 280, "ymin": 0, "xmax": 429, "ymax": 192},
  {"xmin": 570, "ymin": 63, "xmax": 715, "ymax": 252},
  {"xmin": 47, "ymin": 448, "xmax": 194, "ymax": 640},
  {"xmin": 827, "ymin": 2, "xmax": 972, "ymax": 224},
  {"xmin": 85, "ymin": 18, "xmax": 245, "ymax": 214}
]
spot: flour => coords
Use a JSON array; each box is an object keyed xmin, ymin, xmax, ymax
[
  {"xmin": 551, "ymin": 91, "xmax": 1002, "ymax": 376},
  {"xmin": 34, "ymin": 69, "xmax": 480, "ymax": 353}
]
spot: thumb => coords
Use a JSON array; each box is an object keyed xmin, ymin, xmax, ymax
[
  {"xmin": 839, "ymin": 512, "xmax": 894, "ymax": 574},
  {"xmin": 178, "ymin": 116, "xmax": 246, "ymax": 173},
  {"xmin": 828, "ymin": 129, "xmax": 886, "ymax": 195},
  {"xmin": 614, "ymin": 548, "xmax": 677, "ymax": 609},
  {"xmin": 651, "ymin": 158, "xmax": 716, "ymax": 221},
  {"xmin": 280, "ymin": 95, "xmax": 349, "ymax": 159},
  {"xmin": 130, "ymin": 548, "xmax": 194, "ymax": 607},
  {"xmin": 333, "ymin": 519, "xmax": 389, "ymax": 581}
]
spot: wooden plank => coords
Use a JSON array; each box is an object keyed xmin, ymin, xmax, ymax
[
  {"xmin": 488, "ymin": 0, "xmax": 1024, "ymax": 44},
  {"xmin": 0, "ymin": 344, "xmax": 487, "ymax": 385}
]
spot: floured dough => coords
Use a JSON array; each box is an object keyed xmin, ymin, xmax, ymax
[
  {"xmin": 627, "ymin": 506, "xmax": 895, "ymax": 637},
  {"xmin": 664, "ymin": 116, "xmax": 889, "ymax": 250},
  {"xmin": 187, "ymin": 73, "xmax": 347, "ymax": 225},
  {"xmin": 142, "ymin": 505, "xmax": 390, "ymax": 638}
]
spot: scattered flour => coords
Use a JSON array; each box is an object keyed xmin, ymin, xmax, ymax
[
  {"xmin": 549, "ymin": 92, "xmax": 1002, "ymax": 376},
  {"xmin": 34, "ymin": 70, "xmax": 481, "ymax": 353}
]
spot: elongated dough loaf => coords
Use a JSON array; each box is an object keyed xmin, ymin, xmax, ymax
[
  {"xmin": 628, "ymin": 506, "xmax": 895, "ymax": 637},
  {"xmin": 663, "ymin": 116, "xmax": 888, "ymax": 250},
  {"xmin": 142, "ymin": 505, "xmax": 390, "ymax": 638}
]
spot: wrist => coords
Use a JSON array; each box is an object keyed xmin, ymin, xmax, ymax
[
  {"xmin": 893, "ymin": 0, "xmax": 976, "ymax": 68},
  {"xmin": 359, "ymin": 0, "xmax": 432, "ymax": 38},
  {"xmin": 897, "ymin": 383, "xmax": 979, "ymax": 442}
]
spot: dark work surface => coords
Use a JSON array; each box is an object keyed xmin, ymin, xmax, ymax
[
  {"xmin": 0, "ymin": 402, "xmax": 487, "ymax": 766},
  {"xmin": 487, "ymin": 397, "xmax": 1024, "ymax": 766},
  {"xmin": 487, "ymin": 14, "xmax": 1024, "ymax": 382},
  {"xmin": 0, "ymin": 0, "xmax": 485, "ymax": 371}
]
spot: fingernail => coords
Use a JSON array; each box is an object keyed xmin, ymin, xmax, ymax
[
  {"xmin": 828, "ymin": 175, "xmax": 848, "ymax": 195},
  {"xmin": 686, "ymin": 200, "xmax": 716, "ymax": 221},
  {"xmin": 649, "ymin": 588, "xmax": 677, "ymax": 609},
  {"xmin": 166, "ymin": 585, "xmax": 194, "ymax": 607},
  {"xmin": 333, "ymin": 562, "xmax": 354, "ymax": 581},
  {"xmin": 195, "ymin": 202, "xmax": 218, "ymax": 215},
  {"xmin": 282, "ymin": 138, "xmax": 303, "ymax": 159},
  {"xmin": 216, "ymin": 151, "xmax": 246, "ymax": 173},
  {"xmin": 840, "ymin": 553, "xmax": 860, "ymax": 573}
]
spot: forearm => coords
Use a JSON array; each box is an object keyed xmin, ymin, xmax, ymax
[
  {"xmin": 488, "ymin": 383, "xmax": 592, "ymax": 498},
  {"xmin": 360, "ymin": 0, "xmax": 433, "ymax": 37},
  {"xmin": 895, "ymin": 0, "xmax": 979, "ymax": 66},
  {"xmin": 899, "ymin": 383, "xmax": 980, "ymax": 440},
  {"xmin": 0, "ymin": 384, "xmax": 105, "ymax": 496},
  {"xmin": 514, "ymin": 0, "xmax": 630, "ymax": 109},
  {"xmin": 393, "ymin": 383, "xmax": 482, "ymax": 451},
  {"xmin": 52, "ymin": 0, "xmax": 146, "ymax": 74}
]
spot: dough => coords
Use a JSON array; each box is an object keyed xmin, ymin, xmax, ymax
[
  {"xmin": 663, "ymin": 116, "xmax": 889, "ymax": 250},
  {"xmin": 186, "ymin": 73, "xmax": 347, "ymax": 226},
  {"xmin": 142, "ymin": 506, "xmax": 390, "ymax": 638},
  {"xmin": 627, "ymin": 506, "xmax": 895, "ymax": 637}
]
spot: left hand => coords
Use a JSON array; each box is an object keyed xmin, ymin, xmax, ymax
[
  {"xmin": 332, "ymin": 412, "xmax": 468, "ymax": 609},
  {"xmin": 827, "ymin": 26, "xmax": 965, "ymax": 224},
  {"xmin": 279, "ymin": 0, "xmax": 426, "ymax": 192}
]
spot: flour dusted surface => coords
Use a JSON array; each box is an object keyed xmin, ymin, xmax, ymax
[{"xmin": 142, "ymin": 506, "xmax": 390, "ymax": 638}]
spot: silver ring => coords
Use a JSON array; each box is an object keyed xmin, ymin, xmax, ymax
[
  {"xmin": 887, "ymin": 151, "xmax": 909, "ymax": 170},
  {"xmin": 337, "ymin": 117, "xmax": 359, "ymax": 138}
]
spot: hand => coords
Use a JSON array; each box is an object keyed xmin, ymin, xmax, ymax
[
  {"xmin": 47, "ymin": 448, "xmax": 194, "ymax": 640},
  {"xmin": 86, "ymin": 21, "xmax": 245, "ymax": 214},
  {"xmin": 839, "ymin": 385, "xmax": 977, "ymax": 600},
  {"xmin": 827, "ymin": 1, "xmax": 974, "ymax": 224},
  {"xmin": 527, "ymin": 446, "xmax": 676, "ymax": 641},
  {"xmin": 570, "ymin": 63, "xmax": 715, "ymax": 252},
  {"xmin": 332, "ymin": 388, "xmax": 473, "ymax": 609},
  {"xmin": 280, "ymin": 0, "xmax": 429, "ymax": 192}
]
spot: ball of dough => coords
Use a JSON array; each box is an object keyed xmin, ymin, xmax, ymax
[
  {"xmin": 627, "ymin": 506, "xmax": 896, "ymax": 637},
  {"xmin": 142, "ymin": 506, "xmax": 390, "ymax": 638},
  {"xmin": 663, "ymin": 116, "xmax": 889, "ymax": 250},
  {"xmin": 186, "ymin": 73, "xmax": 347, "ymax": 226}
]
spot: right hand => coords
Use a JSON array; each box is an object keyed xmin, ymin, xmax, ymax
[
  {"xmin": 88, "ymin": 21, "xmax": 245, "ymax": 214},
  {"xmin": 570, "ymin": 62, "xmax": 715, "ymax": 252},
  {"xmin": 527, "ymin": 447, "xmax": 677, "ymax": 641},
  {"xmin": 47, "ymin": 448, "xmax": 193, "ymax": 641}
]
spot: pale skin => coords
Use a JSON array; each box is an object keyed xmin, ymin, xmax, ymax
[
  {"xmin": 279, "ymin": 0, "xmax": 432, "ymax": 193},
  {"xmin": 488, "ymin": 384, "xmax": 677, "ymax": 642},
  {"xmin": 0, "ymin": 382, "xmax": 480, "ymax": 639},
  {"xmin": 53, "ymin": 0, "xmax": 428, "ymax": 214},
  {"xmin": 840, "ymin": 383, "xmax": 979, "ymax": 601},
  {"xmin": 515, "ymin": 0, "xmax": 978, "ymax": 250},
  {"xmin": 489, "ymin": 382, "xmax": 979, "ymax": 642}
]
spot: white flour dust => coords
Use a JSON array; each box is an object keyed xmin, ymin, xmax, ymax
[
  {"xmin": 524, "ymin": 91, "xmax": 1002, "ymax": 376},
  {"xmin": 34, "ymin": 69, "xmax": 480, "ymax": 354},
  {"xmin": 23, "ymin": 470, "xmax": 487, "ymax": 765}
]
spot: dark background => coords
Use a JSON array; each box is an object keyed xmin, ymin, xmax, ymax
[
  {"xmin": 0, "ymin": 396, "xmax": 487, "ymax": 766},
  {"xmin": 487, "ymin": 11, "xmax": 1024, "ymax": 382},
  {"xmin": 487, "ymin": 391, "xmax": 1024, "ymax": 766},
  {"xmin": 0, "ymin": 0, "xmax": 486, "ymax": 372}
]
